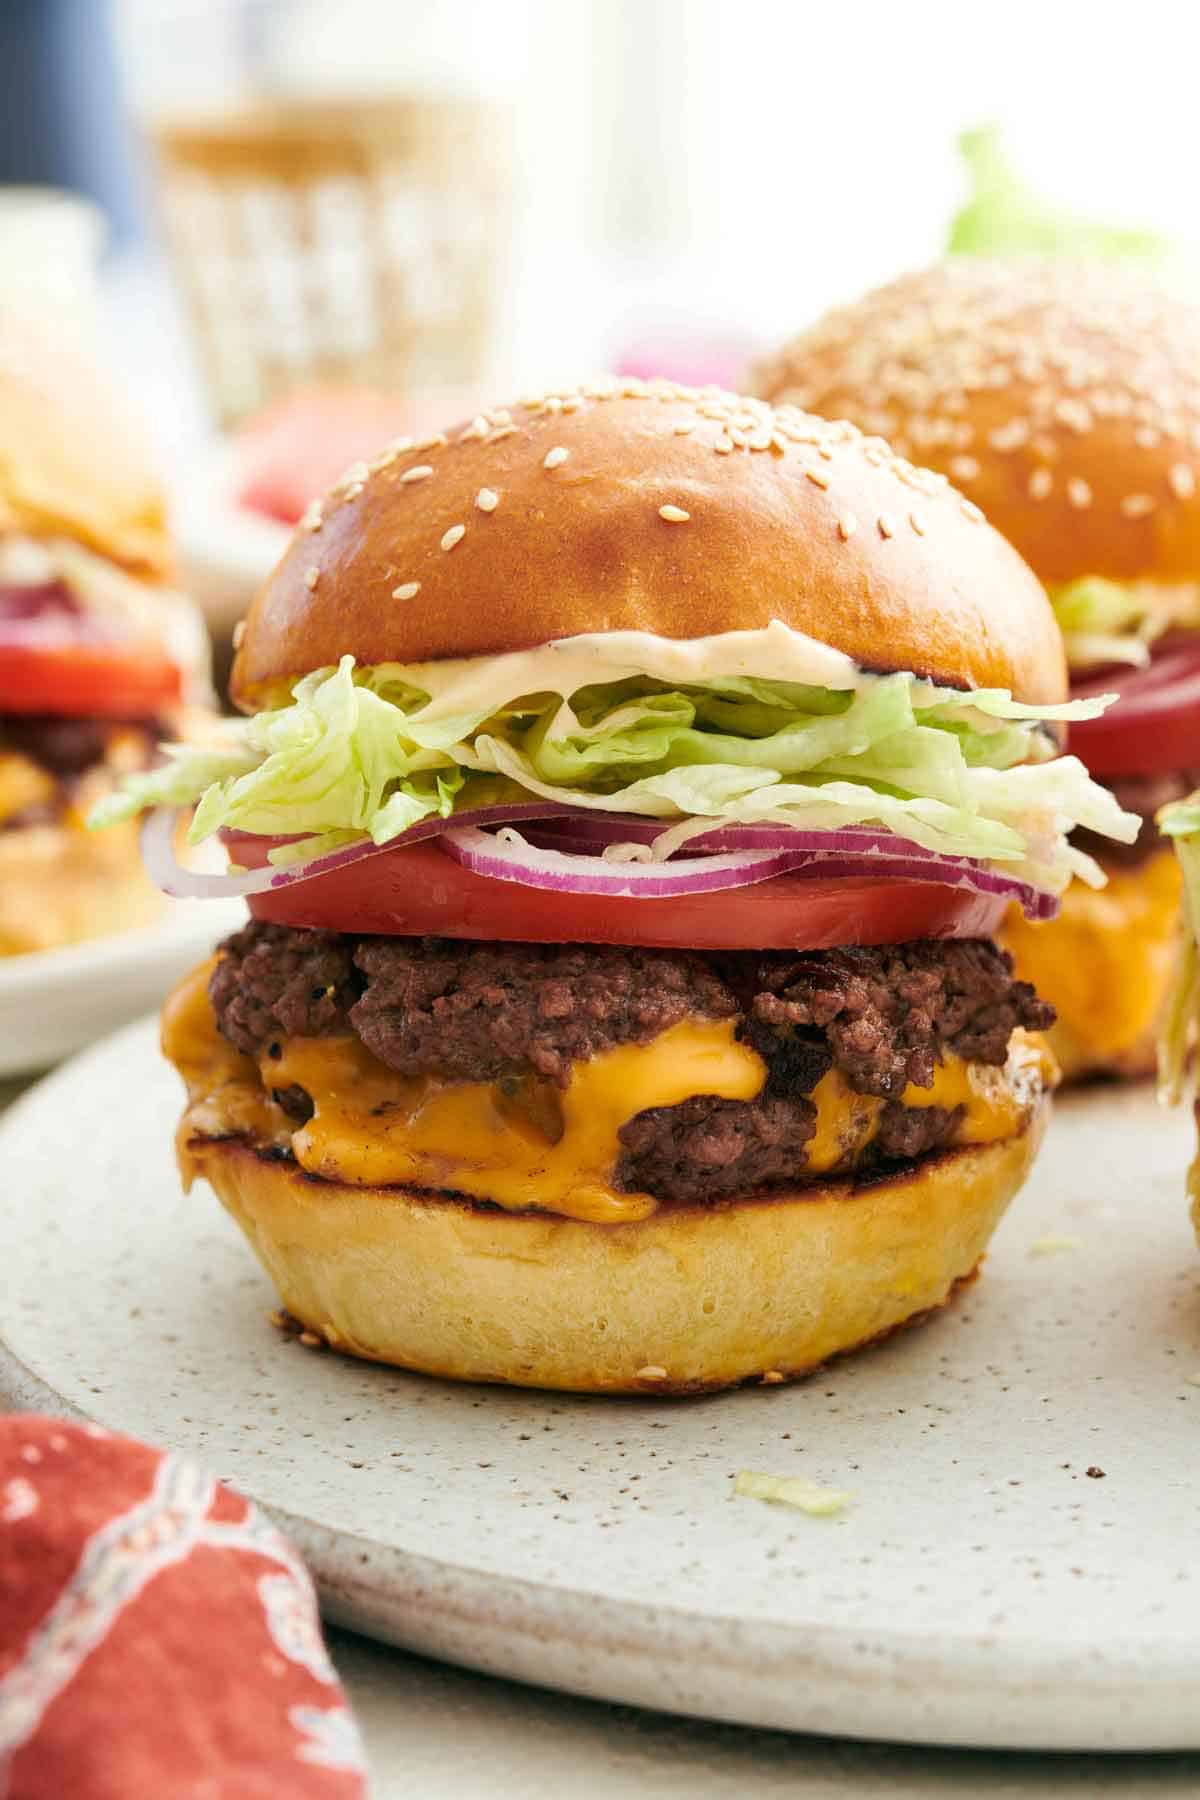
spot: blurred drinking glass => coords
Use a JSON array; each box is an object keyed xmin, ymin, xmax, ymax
[{"xmin": 115, "ymin": 0, "xmax": 514, "ymax": 427}]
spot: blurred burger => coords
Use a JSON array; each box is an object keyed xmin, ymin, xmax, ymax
[
  {"xmin": 754, "ymin": 259, "xmax": 1200, "ymax": 1082},
  {"xmin": 0, "ymin": 317, "xmax": 208, "ymax": 954},
  {"xmin": 101, "ymin": 381, "xmax": 1134, "ymax": 1393}
]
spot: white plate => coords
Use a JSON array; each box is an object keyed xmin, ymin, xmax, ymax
[
  {"xmin": 0, "ymin": 901, "xmax": 246, "ymax": 1074},
  {"xmin": 1, "ymin": 1023, "xmax": 1199, "ymax": 1752}
]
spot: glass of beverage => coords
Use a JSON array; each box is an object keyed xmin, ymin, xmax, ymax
[{"xmin": 116, "ymin": 0, "xmax": 515, "ymax": 426}]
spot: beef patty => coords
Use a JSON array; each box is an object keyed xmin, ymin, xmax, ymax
[{"xmin": 210, "ymin": 923, "xmax": 1052, "ymax": 1202}]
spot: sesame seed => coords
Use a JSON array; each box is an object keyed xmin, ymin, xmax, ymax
[
  {"xmin": 400, "ymin": 464, "xmax": 434, "ymax": 484},
  {"xmin": 1028, "ymin": 468, "xmax": 1054, "ymax": 500},
  {"xmin": 1054, "ymin": 398, "xmax": 1092, "ymax": 433},
  {"xmin": 298, "ymin": 1331, "xmax": 323, "ymax": 1349},
  {"xmin": 877, "ymin": 513, "xmax": 896, "ymax": 538},
  {"xmin": 543, "ymin": 446, "xmax": 569, "ymax": 470},
  {"xmin": 392, "ymin": 581, "xmax": 421, "ymax": 601},
  {"xmin": 231, "ymin": 620, "xmax": 246, "ymax": 649},
  {"xmin": 673, "ymin": 420, "xmax": 696, "ymax": 434},
  {"xmin": 1135, "ymin": 425, "xmax": 1161, "ymax": 449},
  {"xmin": 837, "ymin": 513, "xmax": 857, "ymax": 540},
  {"xmin": 636, "ymin": 1365, "xmax": 667, "ymax": 1381},
  {"xmin": 441, "ymin": 524, "xmax": 466, "ymax": 552},
  {"xmin": 475, "ymin": 487, "xmax": 499, "ymax": 513},
  {"xmin": 458, "ymin": 416, "xmax": 489, "ymax": 442},
  {"xmin": 488, "ymin": 424, "xmax": 518, "ymax": 443},
  {"xmin": 385, "ymin": 436, "xmax": 414, "ymax": 455},
  {"xmin": 336, "ymin": 460, "xmax": 369, "ymax": 490},
  {"xmin": 299, "ymin": 500, "xmax": 323, "ymax": 532},
  {"xmin": 805, "ymin": 467, "xmax": 830, "ymax": 489},
  {"xmin": 415, "ymin": 431, "xmax": 448, "ymax": 451},
  {"xmin": 950, "ymin": 454, "xmax": 980, "ymax": 482},
  {"xmin": 659, "ymin": 504, "xmax": 690, "ymax": 522},
  {"xmin": 909, "ymin": 511, "xmax": 926, "ymax": 535},
  {"xmin": 304, "ymin": 566, "xmax": 320, "ymax": 590},
  {"xmin": 1170, "ymin": 462, "xmax": 1197, "ymax": 500},
  {"xmin": 760, "ymin": 1370, "xmax": 785, "ymax": 1385},
  {"xmin": 989, "ymin": 420, "xmax": 1030, "ymax": 453},
  {"xmin": 1066, "ymin": 476, "xmax": 1092, "ymax": 509},
  {"xmin": 342, "ymin": 482, "xmax": 364, "ymax": 501},
  {"xmin": 713, "ymin": 436, "xmax": 733, "ymax": 454},
  {"xmin": 1121, "ymin": 492, "xmax": 1156, "ymax": 518}
]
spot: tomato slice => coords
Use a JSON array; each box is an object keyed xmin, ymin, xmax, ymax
[
  {"xmin": 246, "ymin": 837, "xmax": 1008, "ymax": 949},
  {"xmin": 0, "ymin": 585, "xmax": 182, "ymax": 717},
  {"xmin": 1069, "ymin": 643, "xmax": 1200, "ymax": 778}
]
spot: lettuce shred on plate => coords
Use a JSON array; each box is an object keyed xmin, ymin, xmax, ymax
[
  {"xmin": 1157, "ymin": 796, "xmax": 1200, "ymax": 1101},
  {"xmin": 90, "ymin": 651, "xmax": 1137, "ymax": 892},
  {"xmin": 734, "ymin": 1471, "xmax": 854, "ymax": 1516},
  {"xmin": 946, "ymin": 125, "xmax": 1170, "ymax": 262}
]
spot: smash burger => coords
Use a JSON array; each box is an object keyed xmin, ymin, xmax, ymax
[
  {"xmin": 0, "ymin": 318, "xmax": 206, "ymax": 953},
  {"xmin": 99, "ymin": 381, "xmax": 1135, "ymax": 1392},
  {"xmin": 756, "ymin": 259, "xmax": 1200, "ymax": 1080}
]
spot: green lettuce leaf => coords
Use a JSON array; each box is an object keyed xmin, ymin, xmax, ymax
[
  {"xmin": 947, "ymin": 126, "xmax": 1170, "ymax": 261},
  {"xmin": 91, "ymin": 650, "xmax": 1139, "ymax": 891}
]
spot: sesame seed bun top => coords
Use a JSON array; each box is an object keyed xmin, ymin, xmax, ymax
[
  {"xmin": 753, "ymin": 259, "xmax": 1200, "ymax": 589},
  {"xmin": 0, "ymin": 313, "xmax": 171, "ymax": 581},
  {"xmin": 230, "ymin": 377, "xmax": 1065, "ymax": 710}
]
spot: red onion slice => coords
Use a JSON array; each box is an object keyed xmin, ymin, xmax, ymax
[
  {"xmin": 140, "ymin": 805, "xmax": 1059, "ymax": 918},
  {"xmin": 440, "ymin": 825, "xmax": 794, "ymax": 897},
  {"xmin": 440, "ymin": 825, "xmax": 1060, "ymax": 916}
]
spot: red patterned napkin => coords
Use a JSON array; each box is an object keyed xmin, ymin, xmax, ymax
[{"xmin": 0, "ymin": 1414, "xmax": 368, "ymax": 1798}]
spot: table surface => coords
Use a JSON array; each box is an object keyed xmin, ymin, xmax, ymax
[{"xmin": 4, "ymin": 1063, "xmax": 1199, "ymax": 1797}]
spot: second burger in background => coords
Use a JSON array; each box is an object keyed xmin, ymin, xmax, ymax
[
  {"xmin": 756, "ymin": 258, "xmax": 1200, "ymax": 1081},
  {"xmin": 100, "ymin": 382, "xmax": 1135, "ymax": 1392},
  {"xmin": 0, "ymin": 315, "xmax": 208, "ymax": 955}
]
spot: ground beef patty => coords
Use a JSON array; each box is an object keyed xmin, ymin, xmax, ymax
[{"xmin": 209, "ymin": 923, "xmax": 1052, "ymax": 1201}]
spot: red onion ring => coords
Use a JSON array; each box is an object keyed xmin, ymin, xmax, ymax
[{"xmin": 140, "ymin": 805, "xmax": 1058, "ymax": 918}]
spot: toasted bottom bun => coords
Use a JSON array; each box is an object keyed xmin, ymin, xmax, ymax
[
  {"xmin": 186, "ymin": 1101, "xmax": 1048, "ymax": 1394},
  {"xmin": 1000, "ymin": 849, "xmax": 1180, "ymax": 1085},
  {"xmin": 0, "ymin": 818, "xmax": 163, "ymax": 956}
]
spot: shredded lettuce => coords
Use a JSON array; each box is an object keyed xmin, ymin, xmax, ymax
[
  {"xmin": 91, "ymin": 650, "xmax": 1138, "ymax": 894},
  {"xmin": 1048, "ymin": 577, "xmax": 1200, "ymax": 672},
  {"xmin": 1157, "ymin": 797, "xmax": 1200, "ymax": 1100},
  {"xmin": 947, "ymin": 126, "xmax": 1170, "ymax": 261}
]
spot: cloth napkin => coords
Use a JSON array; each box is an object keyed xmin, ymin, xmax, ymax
[{"xmin": 0, "ymin": 1414, "xmax": 368, "ymax": 1798}]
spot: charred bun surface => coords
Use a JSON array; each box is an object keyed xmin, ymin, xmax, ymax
[
  {"xmin": 754, "ymin": 259, "xmax": 1200, "ymax": 588},
  {"xmin": 0, "ymin": 313, "xmax": 170, "ymax": 580},
  {"xmin": 230, "ymin": 378, "xmax": 1065, "ymax": 709}
]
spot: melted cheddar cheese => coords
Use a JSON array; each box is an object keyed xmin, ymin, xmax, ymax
[
  {"xmin": 0, "ymin": 754, "xmax": 55, "ymax": 827},
  {"xmin": 163, "ymin": 963, "xmax": 1051, "ymax": 1223},
  {"xmin": 1001, "ymin": 851, "xmax": 1181, "ymax": 1063}
]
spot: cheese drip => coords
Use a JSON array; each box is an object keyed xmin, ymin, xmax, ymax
[{"xmin": 162, "ymin": 963, "xmax": 1050, "ymax": 1223}]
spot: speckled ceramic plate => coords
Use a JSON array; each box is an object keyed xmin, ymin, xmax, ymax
[{"xmin": 2, "ymin": 1020, "xmax": 1199, "ymax": 1751}]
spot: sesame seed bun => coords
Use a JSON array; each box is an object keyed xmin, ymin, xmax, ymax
[
  {"xmin": 230, "ymin": 379, "xmax": 1066, "ymax": 709},
  {"xmin": 0, "ymin": 313, "xmax": 171, "ymax": 580},
  {"xmin": 753, "ymin": 260, "xmax": 1200, "ymax": 588},
  {"xmin": 183, "ymin": 1100, "xmax": 1047, "ymax": 1394}
]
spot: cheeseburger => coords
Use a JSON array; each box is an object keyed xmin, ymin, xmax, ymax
[
  {"xmin": 0, "ymin": 317, "xmax": 207, "ymax": 954},
  {"xmin": 104, "ymin": 381, "xmax": 1134, "ymax": 1392},
  {"xmin": 755, "ymin": 259, "xmax": 1200, "ymax": 1082}
]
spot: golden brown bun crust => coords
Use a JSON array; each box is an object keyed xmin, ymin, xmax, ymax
[
  {"xmin": 231, "ymin": 379, "xmax": 1065, "ymax": 708},
  {"xmin": 184, "ymin": 1107, "xmax": 1046, "ymax": 1394},
  {"xmin": 999, "ymin": 848, "xmax": 1180, "ymax": 1084},
  {"xmin": 0, "ymin": 312, "xmax": 170, "ymax": 579},
  {"xmin": 0, "ymin": 817, "xmax": 163, "ymax": 956},
  {"xmin": 754, "ymin": 260, "xmax": 1200, "ymax": 587}
]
